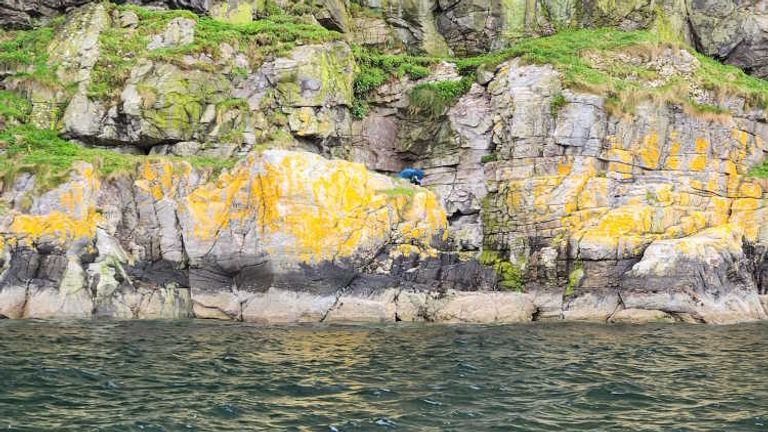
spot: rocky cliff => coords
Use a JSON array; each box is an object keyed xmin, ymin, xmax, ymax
[{"xmin": 2, "ymin": 0, "xmax": 768, "ymax": 323}]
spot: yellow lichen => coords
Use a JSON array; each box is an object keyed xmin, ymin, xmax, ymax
[
  {"xmin": 181, "ymin": 151, "xmax": 446, "ymax": 264},
  {"xmin": 637, "ymin": 133, "xmax": 660, "ymax": 169},
  {"xmin": 9, "ymin": 209, "xmax": 101, "ymax": 246},
  {"xmin": 689, "ymin": 154, "xmax": 708, "ymax": 172}
]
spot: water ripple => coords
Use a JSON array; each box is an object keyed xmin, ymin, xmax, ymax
[{"xmin": 1, "ymin": 320, "xmax": 768, "ymax": 430}]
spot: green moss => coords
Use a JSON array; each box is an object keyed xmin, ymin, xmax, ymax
[
  {"xmin": 0, "ymin": 90, "xmax": 32, "ymax": 124},
  {"xmin": 216, "ymin": 97, "xmax": 250, "ymax": 111},
  {"xmin": 748, "ymin": 161, "xmax": 768, "ymax": 178},
  {"xmin": 478, "ymin": 250, "xmax": 524, "ymax": 292},
  {"xmin": 210, "ymin": 1, "xmax": 253, "ymax": 25},
  {"xmin": 0, "ymin": 125, "xmax": 234, "ymax": 191},
  {"xmin": 550, "ymin": 93, "xmax": 567, "ymax": 117},
  {"xmin": 686, "ymin": 101, "xmax": 730, "ymax": 116},
  {"xmin": 350, "ymin": 99, "xmax": 369, "ymax": 119},
  {"xmin": 695, "ymin": 51, "xmax": 768, "ymax": 109},
  {"xmin": 409, "ymin": 78, "xmax": 474, "ymax": 118},
  {"xmin": 480, "ymin": 153, "xmax": 498, "ymax": 164},
  {"xmin": 0, "ymin": 24, "xmax": 59, "ymax": 88},
  {"xmin": 231, "ymin": 66, "xmax": 250, "ymax": 79},
  {"xmin": 352, "ymin": 29, "xmax": 768, "ymax": 117},
  {"xmin": 88, "ymin": 4, "xmax": 341, "ymax": 100},
  {"xmin": 379, "ymin": 186, "xmax": 416, "ymax": 199},
  {"xmin": 352, "ymin": 47, "xmax": 439, "ymax": 116},
  {"xmin": 565, "ymin": 263, "xmax": 584, "ymax": 297}
]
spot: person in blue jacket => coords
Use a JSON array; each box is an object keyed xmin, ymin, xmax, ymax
[{"xmin": 398, "ymin": 168, "xmax": 425, "ymax": 186}]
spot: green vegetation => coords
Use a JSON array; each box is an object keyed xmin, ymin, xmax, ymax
[
  {"xmin": 265, "ymin": 0, "xmax": 318, "ymax": 16},
  {"xmin": 0, "ymin": 22, "xmax": 60, "ymax": 88},
  {"xmin": 565, "ymin": 263, "xmax": 584, "ymax": 297},
  {"xmin": 349, "ymin": 0, "xmax": 383, "ymax": 18},
  {"xmin": 748, "ymin": 161, "xmax": 768, "ymax": 178},
  {"xmin": 409, "ymin": 78, "xmax": 473, "ymax": 118},
  {"xmin": 216, "ymin": 97, "xmax": 250, "ymax": 111},
  {"xmin": 352, "ymin": 47, "xmax": 436, "ymax": 118},
  {"xmin": 0, "ymin": 125, "xmax": 234, "ymax": 191},
  {"xmin": 478, "ymin": 250, "xmax": 524, "ymax": 292},
  {"xmin": 379, "ymin": 185, "xmax": 416, "ymax": 199},
  {"xmin": 471, "ymin": 29, "xmax": 768, "ymax": 114},
  {"xmin": 352, "ymin": 28, "xmax": 768, "ymax": 119},
  {"xmin": 480, "ymin": 153, "xmax": 498, "ymax": 164},
  {"xmin": 0, "ymin": 90, "xmax": 32, "ymax": 124},
  {"xmin": 89, "ymin": 4, "xmax": 341, "ymax": 99},
  {"xmin": 550, "ymin": 93, "xmax": 567, "ymax": 117}
]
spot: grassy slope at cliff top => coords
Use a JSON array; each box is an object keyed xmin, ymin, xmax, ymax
[
  {"xmin": 89, "ymin": 4, "xmax": 341, "ymax": 99},
  {"xmin": 0, "ymin": 125, "xmax": 235, "ymax": 190},
  {"xmin": 354, "ymin": 29, "xmax": 768, "ymax": 116},
  {"xmin": 501, "ymin": 29, "xmax": 768, "ymax": 113}
]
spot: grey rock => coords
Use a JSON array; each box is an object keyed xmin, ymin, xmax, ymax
[{"xmin": 147, "ymin": 17, "xmax": 196, "ymax": 50}]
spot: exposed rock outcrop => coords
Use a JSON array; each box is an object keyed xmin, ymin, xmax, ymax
[
  {"xmin": 4, "ymin": 1, "xmax": 768, "ymax": 324},
  {"xmin": 0, "ymin": 151, "xmax": 493, "ymax": 321}
]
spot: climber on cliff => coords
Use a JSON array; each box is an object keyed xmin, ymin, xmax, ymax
[{"xmin": 398, "ymin": 168, "xmax": 425, "ymax": 186}]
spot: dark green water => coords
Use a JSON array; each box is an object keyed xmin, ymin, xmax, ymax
[{"xmin": 0, "ymin": 320, "xmax": 767, "ymax": 431}]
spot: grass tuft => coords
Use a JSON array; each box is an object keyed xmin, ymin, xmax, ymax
[
  {"xmin": 408, "ymin": 78, "xmax": 474, "ymax": 118},
  {"xmin": 478, "ymin": 250, "xmax": 524, "ymax": 292},
  {"xmin": 0, "ymin": 24, "xmax": 60, "ymax": 88},
  {"xmin": 0, "ymin": 125, "xmax": 235, "ymax": 191},
  {"xmin": 0, "ymin": 90, "xmax": 32, "ymax": 124}
]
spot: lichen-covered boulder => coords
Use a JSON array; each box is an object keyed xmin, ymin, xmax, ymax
[
  {"xmin": 687, "ymin": 0, "xmax": 768, "ymax": 78},
  {"xmin": 0, "ymin": 150, "xmax": 463, "ymax": 321},
  {"xmin": 622, "ymin": 225, "xmax": 767, "ymax": 323},
  {"xmin": 369, "ymin": 0, "xmax": 451, "ymax": 55}
]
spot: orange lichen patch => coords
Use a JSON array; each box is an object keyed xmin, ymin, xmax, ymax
[
  {"xmin": 9, "ymin": 209, "xmax": 101, "ymax": 246},
  {"xmin": 407, "ymin": 191, "xmax": 448, "ymax": 234},
  {"xmin": 694, "ymin": 137, "xmax": 709, "ymax": 153},
  {"xmin": 708, "ymin": 196, "xmax": 732, "ymax": 224},
  {"xmin": 739, "ymin": 182, "xmax": 763, "ymax": 199},
  {"xmin": 704, "ymin": 174, "xmax": 721, "ymax": 194},
  {"xmin": 607, "ymin": 161, "xmax": 633, "ymax": 177},
  {"xmin": 182, "ymin": 151, "xmax": 446, "ymax": 264},
  {"xmin": 184, "ymin": 164, "xmax": 252, "ymax": 241},
  {"xmin": 391, "ymin": 243, "xmax": 436, "ymax": 259},
  {"xmin": 533, "ymin": 177, "xmax": 564, "ymax": 211},
  {"xmin": 677, "ymin": 212, "xmax": 707, "ymax": 236},
  {"xmin": 59, "ymin": 184, "xmax": 86, "ymax": 215},
  {"xmin": 732, "ymin": 198, "xmax": 761, "ymax": 211},
  {"xmin": 605, "ymin": 147, "xmax": 633, "ymax": 164},
  {"xmin": 721, "ymin": 160, "xmax": 739, "ymax": 177},
  {"xmin": 561, "ymin": 208, "xmax": 610, "ymax": 232},
  {"xmin": 730, "ymin": 204, "xmax": 767, "ymax": 242},
  {"xmin": 674, "ymin": 224, "xmax": 742, "ymax": 255},
  {"xmin": 556, "ymin": 161, "xmax": 572, "ymax": 176},
  {"xmin": 654, "ymin": 185, "xmax": 673, "ymax": 205},
  {"xmin": 636, "ymin": 133, "xmax": 660, "ymax": 169},
  {"xmin": 688, "ymin": 154, "xmax": 708, "ymax": 172},
  {"xmin": 583, "ymin": 205, "xmax": 653, "ymax": 238},
  {"xmin": 664, "ymin": 156, "xmax": 681, "ymax": 170},
  {"xmin": 505, "ymin": 188, "xmax": 524, "ymax": 210},
  {"xmin": 739, "ymin": 130, "xmax": 749, "ymax": 147},
  {"xmin": 57, "ymin": 163, "xmax": 101, "ymax": 218},
  {"xmin": 135, "ymin": 160, "xmax": 180, "ymax": 200},
  {"xmin": 664, "ymin": 141, "xmax": 681, "ymax": 170}
]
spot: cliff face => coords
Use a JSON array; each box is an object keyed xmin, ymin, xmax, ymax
[{"xmin": 2, "ymin": 0, "xmax": 768, "ymax": 323}]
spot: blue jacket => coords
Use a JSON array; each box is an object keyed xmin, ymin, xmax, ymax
[{"xmin": 398, "ymin": 168, "xmax": 425, "ymax": 180}]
